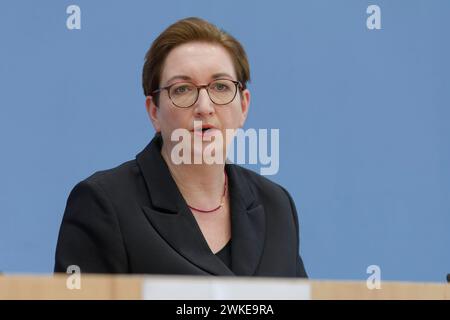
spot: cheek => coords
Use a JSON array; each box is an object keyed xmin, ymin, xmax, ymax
[
  {"xmin": 222, "ymin": 104, "xmax": 244, "ymax": 127},
  {"xmin": 159, "ymin": 106, "xmax": 191, "ymax": 130}
]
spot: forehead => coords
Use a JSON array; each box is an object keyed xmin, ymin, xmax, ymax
[{"xmin": 160, "ymin": 42, "xmax": 237, "ymax": 84}]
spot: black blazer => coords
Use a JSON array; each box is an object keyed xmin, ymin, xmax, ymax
[{"xmin": 54, "ymin": 134, "xmax": 307, "ymax": 277}]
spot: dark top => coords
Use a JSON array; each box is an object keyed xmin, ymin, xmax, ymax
[
  {"xmin": 54, "ymin": 134, "xmax": 307, "ymax": 277},
  {"xmin": 215, "ymin": 240, "xmax": 232, "ymax": 270}
]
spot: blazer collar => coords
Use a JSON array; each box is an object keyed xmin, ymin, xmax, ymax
[{"xmin": 136, "ymin": 134, "xmax": 266, "ymax": 276}]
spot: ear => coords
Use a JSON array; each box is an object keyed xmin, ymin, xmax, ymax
[
  {"xmin": 239, "ymin": 89, "xmax": 251, "ymax": 128},
  {"xmin": 145, "ymin": 96, "xmax": 161, "ymax": 133}
]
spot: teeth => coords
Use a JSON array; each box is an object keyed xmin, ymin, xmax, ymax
[{"xmin": 192, "ymin": 127, "xmax": 214, "ymax": 132}]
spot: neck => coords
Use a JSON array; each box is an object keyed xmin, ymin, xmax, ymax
[{"xmin": 161, "ymin": 145, "xmax": 226, "ymax": 207}]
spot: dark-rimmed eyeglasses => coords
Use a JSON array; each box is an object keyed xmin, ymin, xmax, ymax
[{"xmin": 151, "ymin": 79, "xmax": 243, "ymax": 108}]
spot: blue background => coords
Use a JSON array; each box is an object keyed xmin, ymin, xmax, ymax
[{"xmin": 1, "ymin": 0, "xmax": 449, "ymax": 282}]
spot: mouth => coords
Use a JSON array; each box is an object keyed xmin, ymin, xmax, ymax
[{"xmin": 190, "ymin": 124, "xmax": 219, "ymax": 137}]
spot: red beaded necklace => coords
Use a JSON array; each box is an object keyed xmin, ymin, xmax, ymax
[{"xmin": 187, "ymin": 171, "xmax": 228, "ymax": 213}]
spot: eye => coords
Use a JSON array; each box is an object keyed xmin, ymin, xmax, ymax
[
  {"xmin": 171, "ymin": 84, "xmax": 194, "ymax": 95},
  {"xmin": 211, "ymin": 81, "xmax": 231, "ymax": 92}
]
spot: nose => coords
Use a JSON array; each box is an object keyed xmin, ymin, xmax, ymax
[{"xmin": 193, "ymin": 87, "xmax": 215, "ymax": 117}]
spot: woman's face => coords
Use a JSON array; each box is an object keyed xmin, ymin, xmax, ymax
[{"xmin": 146, "ymin": 41, "xmax": 250, "ymax": 164}]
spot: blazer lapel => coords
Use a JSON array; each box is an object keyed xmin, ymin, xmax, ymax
[
  {"xmin": 226, "ymin": 165, "xmax": 266, "ymax": 276},
  {"xmin": 136, "ymin": 134, "xmax": 266, "ymax": 276},
  {"xmin": 141, "ymin": 205, "xmax": 234, "ymax": 275},
  {"xmin": 136, "ymin": 135, "xmax": 234, "ymax": 276}
]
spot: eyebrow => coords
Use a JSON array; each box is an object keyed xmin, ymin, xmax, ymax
[
  {"xmin": 164, "ymin": 73, "xmax": 235, "ymax": 86},
  {"xmin": 211, "ymin": 73, "xmax": 234, "ymax": 79},
  {"xmin": 165, "ymin": 75, "xmax": 192, "ymax": 85}
]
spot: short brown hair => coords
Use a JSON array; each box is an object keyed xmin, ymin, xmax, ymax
[{"xmin": 142, "ymin": 17, "xmax": 250, "ymax": 103}]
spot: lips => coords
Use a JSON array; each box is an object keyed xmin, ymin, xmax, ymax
[{"xmin": 190, "ymin": 124, "xmax": 219, "ymax": 138}]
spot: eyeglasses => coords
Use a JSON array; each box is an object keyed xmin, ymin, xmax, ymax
[{"xmin": 152, "ymin": 79, "xmax": 243, "ymax": 108}]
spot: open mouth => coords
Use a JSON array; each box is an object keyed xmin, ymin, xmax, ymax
[{"xmin": 191, "ymin": 125, "xmax": 218, "ymax": 137}]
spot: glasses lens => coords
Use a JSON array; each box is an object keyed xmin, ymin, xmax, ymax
[
  {"xmin": 208, "ymin": 79, "xmax": 237, "ymax": 105},
  {"xmin": 169, "ymin": 82, "xmax": 197, "ymax": 107}
]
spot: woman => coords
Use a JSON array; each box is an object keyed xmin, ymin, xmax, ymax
[{"xmin": 54, "ymin": 17, "xmax": 307, "ymax": 277}]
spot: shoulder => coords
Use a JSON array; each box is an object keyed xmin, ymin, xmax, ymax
[
  {"xmin": 80, "ymin": 159, "xmax": 140, "ymax": 192},
  {"xmin": 67, "ymin": 159, "xmax": 147, "ymax": 208},
  {"xmin": 62, "ymin": 158, "xmax": 151, "ymax": 230},
  {"xmin": 228, "ymin": 164, "xmax": 295, "ymax": 208}
]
